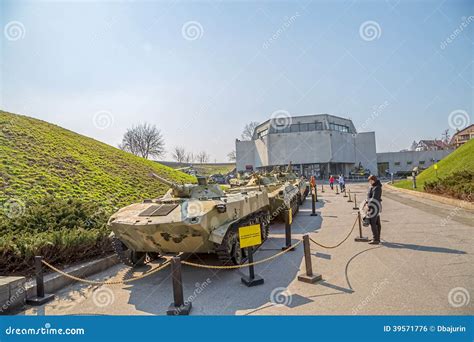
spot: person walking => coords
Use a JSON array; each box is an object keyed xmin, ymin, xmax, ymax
[
  {"xmin": 338, "ymin": 174, "xmax": 345, "ymax": 192},
  {"xmin": 364, "ymin": 175, "xmax": 382, "ymax": 244},
  {"xmin": 329, "ymin": 175, "xmax": 334, "ymax": 190}
]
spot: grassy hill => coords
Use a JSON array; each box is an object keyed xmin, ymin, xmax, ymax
[
  {"xmin": 0, "ymin": 111, "xmax": 195, "ymax": 274},
  {"xmin": 394, "ymin": 139, "xmax": 473, "ymax": 200}
]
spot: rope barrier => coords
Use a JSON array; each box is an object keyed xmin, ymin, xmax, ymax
[
  {"xmin": 308, "ymin": 215, "xmax": 358, "ymax": 249},
  {"xmin": 41, "ymin": 259, "xmax": 171, "ymax": 286},
  {"xmin": 182, "ymin": 240, "xmax": 303, "ymax": 269},
  {"xmin": 40, "ymin": 213, "xmax": 358, "ymax": 282}
]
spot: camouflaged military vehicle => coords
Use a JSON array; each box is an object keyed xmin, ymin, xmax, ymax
[
  {"xmin": 227, "ymin": 173, "xmax": 299, "ymax": 221},
  {"xmin": 275, "ymin": 168, "xmax": 309, "ymax": 205},
  {"xmin": 108, "ymin": 174, "xmax": 271, "ymax": 267}
]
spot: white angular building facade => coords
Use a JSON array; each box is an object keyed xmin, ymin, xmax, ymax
[{"xmin": 236, "ymin": 114, "xmax": 378, "ymax": 178}]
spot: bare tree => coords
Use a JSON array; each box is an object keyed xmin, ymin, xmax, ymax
[
  {"xmin": 441, "ymin": 129, "xmax": 450, "ymax": 145},
  {"xmin": 227, "ymin": 150, "xmax": 236, "ymax": 161},
  {"xmin": 241, "ymin": 121, "xmax": 259, "ymax": 140},
  {"xmin": 172, "ymin": 146, "xmax": 187, "ymax": 163},
  {"xmin": 184, "ymin": 152, "xmax": 195, "ymax": 163},
  {"xmin": 196, "ymin": 151, "xmax": 210, "ymax": 163},
  {"xmin": 119, "ymin": 123, "xmax": 165, "ymax": 159}
]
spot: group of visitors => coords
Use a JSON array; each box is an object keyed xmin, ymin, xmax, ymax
[{"xmin": 329, "ymin": 174, "xmax": 345, "ymax": 192}]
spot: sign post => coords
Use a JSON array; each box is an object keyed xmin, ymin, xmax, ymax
[{"xmin": 239, "ymin": 224, "xmax": 264, "ymax": 287}]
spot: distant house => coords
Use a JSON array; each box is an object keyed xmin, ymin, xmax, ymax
[
  {"xmin": 411, "ymin": 139, "xmax": 450, "ymax": 151},
  {"xmin": 450, "ymin": 124, "xmax": 474, "ymax": 149}
]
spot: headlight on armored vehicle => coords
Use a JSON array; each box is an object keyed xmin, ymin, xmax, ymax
[{"xmin": 216, "ymin": 203, "xmax": 227, "ymax": 213}]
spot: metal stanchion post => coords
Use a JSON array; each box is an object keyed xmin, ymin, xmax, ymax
[
  {"xmin": 314, "ymin": 184, "xmax": 319, "ymax": 202},
  {"xmin": 335, "ymin": 184, "xmax": 339, "ymax": 195},
  {"xmin": 347, "ymin": 189, "xmax": 353, "ymax": 202},
  {"xmin": 282, "ymin": 209, "xmax": 296, "ymax": 251},
  {"xmin": 343, "ymin": 186, "xmax": 347, "ymax": 197},
  {"xmin": 311, "ymin": 188, "xmax": 317, "ymax": 217},
  {"xmin": 321, "ymin": 184, "xmax": 325, "ymax": 193},
  {"xmin": 26, "ymin": 256, "xmax": 55, "ymax": 305},
  {"xmin": 298, "ymin": 235, "xmax": 322, "ymax": 283},
  {"xmin": 167, "ymin": 256, "xmax": 192, "ymax": 315},
  {"xmin": 241, "ymin": 247, "xmax": 264, "ymax": 287},
  {"xmin": 352, "ymin": 194, "xmax": 359, "ymax": 210},
  {"xmin": 355, "ymin": 211, "xmax": 369, "ymax": 242}
]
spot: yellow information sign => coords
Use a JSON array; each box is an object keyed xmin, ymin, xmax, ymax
[
  {"xmin": 434, "ymin": 164, "xmax": 438, "ymax": 170},
  {"xmin": 288, "ymin": 208, "xmax": 292, "ymax": 225},
  {"xmin": 238, "ymin": 224, "xmax": 262, "ymax": 248}
]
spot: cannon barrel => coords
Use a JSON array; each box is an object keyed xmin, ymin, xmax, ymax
[{"xmin": 150, "ymin": 173, "xmax": 184, "ymax": 191}]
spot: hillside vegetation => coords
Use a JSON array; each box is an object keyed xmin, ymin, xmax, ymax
[
  {"xmin": 394, "ymin": 139, "xmax": 473, "ymax": 201},
  {"xmin": 0, "ymin": 111, "xmax": 195, "ymax": 274}
]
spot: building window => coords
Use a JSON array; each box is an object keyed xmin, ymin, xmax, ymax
[
  {"xmin": 275, "ymin": 125, "xmax": 290, "ymax": 133},
  {"xmin": 290, "ymin": 124, "xmax": 299, "ymax": 132},
  {"xmin": 407, "ymin": 161, "xmax": 412, "ymax": 165},
  {"xmin": 329, "ymin": 123, "xmax": 349, "ymax": 133},
  {"xmin": 257, "ymin": 128, "xmax": 268, "ymax": 139},
  {"xmin": 394, "ymin": 162, "xmax": 400, "ymax": 166},
  {"xmin": 300, "ymin": 123, "xmax": 309, "ymax": 132},
  {"xmin": 419, "ymin": 160, "xmax": 425, "ymax": 165}
]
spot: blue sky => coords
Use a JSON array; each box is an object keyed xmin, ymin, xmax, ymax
[{"xmin": 1, "ymin": 0, "xmax": 473, "ymax": 161}]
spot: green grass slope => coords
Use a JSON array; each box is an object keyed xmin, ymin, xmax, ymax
[
  {"xmin": 0, "ymin": 111, "xmax": 195, "ymax": 274},
  {"xmin": 394, "ymin": 139, "xmax": 474, "ymax": 199}
]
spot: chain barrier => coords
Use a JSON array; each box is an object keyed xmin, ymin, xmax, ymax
[
  {"xmin": 41, "ymin": 259, "xmax": 171, "ymax": 286},
  {"xmin": 308, "ymin": 214, "xmax": 358, "ymax": 249},
  {"xmin": 182, "ymin": 240, "xmax": 303, "ymax": 269},
  {"xmin": 40, "ymin": 214, "xmax": 357, "ymax": 282}
]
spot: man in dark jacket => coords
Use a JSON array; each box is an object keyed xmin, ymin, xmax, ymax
[{"xmin": 365, "ymin": 175, "xmax": 382, "ymax": 244}]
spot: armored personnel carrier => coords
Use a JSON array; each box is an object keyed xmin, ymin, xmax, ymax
[
  {"xmin": 275, "ymin": 168, "xmax": 309, "ymax": 205},
  {"xmin": 108, "ymin": 174, "xmax": 271, "ymax": 267},
  {"xmin": 228, "ymin": 173, "xmax": 299, "ymax": 221}
]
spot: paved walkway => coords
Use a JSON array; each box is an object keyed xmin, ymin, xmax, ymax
[{"xmin": 22, "ymin": 183, "xmax": 474, "ymax": 316}]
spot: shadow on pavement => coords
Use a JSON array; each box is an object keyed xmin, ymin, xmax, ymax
[{"xmin": 382, "ymin": 242, "xmax": 466, "ymax": 255}]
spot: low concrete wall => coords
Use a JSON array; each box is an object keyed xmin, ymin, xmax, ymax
[
  {"xmin": 0, "ymin": 255, "xmax": 119, "ymax": 314},
  {"xmin": 0, "ymin": 276, "xmax": 27, "ymax": 314},
  {"xmin": 385, "ymin": 183, "xmax": 474, "ymax": 211},
  {"xmin": 25, "ymin": 255, "xmax": 119, "ymax": 298}
]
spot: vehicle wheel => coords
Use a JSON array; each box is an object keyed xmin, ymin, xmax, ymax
[{"xmin": 231, "ymin": 233, "xmax": 244, "ymax": 265}]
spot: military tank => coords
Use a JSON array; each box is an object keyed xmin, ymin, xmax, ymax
[
  {"xmin": 108, "ymin": 174, "xmax": 271, "ymax": 267},
  {"xmin": 228, "ymin": 173, "xmax": 299, "ymax": 222}
]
